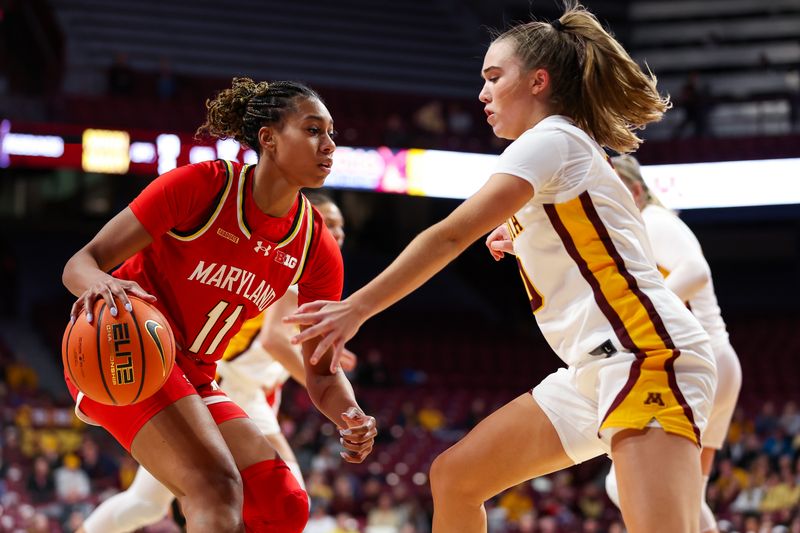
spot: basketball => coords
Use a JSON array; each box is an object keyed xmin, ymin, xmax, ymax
[{"xmin": 62, "ymin": 296, "xmax": 176, "ymax": 406}]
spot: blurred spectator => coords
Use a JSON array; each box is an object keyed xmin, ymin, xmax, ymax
[
  {"xmin": 779, "ymin": 401, "xmax": 800, "ymax": 435},
  {"xmin": 54, "ymin": 453, "xmax": 90, "ymax": 503},
  {"xmin": 308, "ymin": 470, "xmax": 335, "ymax": 509},
  {"xmin": 759, "ymin": 471, "xmax": 800, "ymax": 513},
  {"xmin": 412, "ymin": 100, "xmax": 446, "ymax": 147},
  {"xmin": 107, "ymin": 52, "xmax": 135, "ymax": 95},
  {"xmin": 672, "ymin": 71, "xmax": 713, "ymax": 138},
  {"xmin": 26, "ymin": 456, "xmax": 55, "ymax": 504},
  {"xmin": 366, "ymin": 492, "xmax": 403, "ymax": 531},
  {"xmin": 417, "ymin": 398, "xmax": 445, "ymax": 433},
  {"xmin": 497, "ymin": 482, "xmax": 534, "ymax": 525},
  {"xmin": 306, "ymin": 503, "xmax": 337, "ymax": 533},
  {"xmin": 457, "ymin": 397, "xmax": 487, "ymax": 431},
  {"xmin": 357, "ymin": 349, "xmax": 390, "ymax": 387},
  {"xmin": 731, "ymin": 476, "xmax": 766, "ymax": 514},
  {"xmin": 333, "ymin": 512, "xmax": 360, "ymax": 533},
  {"xmin": 329, "ymin": 474, "xmax": 360, "ymax": 517},
  {"xmin": 156, "ymin": 57, "xmax": 178, "ymax": 100},
  {"xmin": 755, "ymin": 402, "xmax": 779, "ymax": 437},
  {"xmin": 383, "ymin": 113, "xmax": 411, "ymax": 148},
  {"xmin": 79, "ymin": 437, "xmax": 118, "ymax": 489},
  {"xmin": 27, "ymin": 512, "xmax": 51, "ymax": 533}
]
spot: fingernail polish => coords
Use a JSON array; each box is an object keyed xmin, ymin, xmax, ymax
[
  {"xmin": 70, "ymin": 316, "xmax": 75, "ymax": 324},
  {"xmin": 125, "ymin": 302, "xmax": 132, "ymax": 312},
  {"xmin": 341, "ymin": 429, "xmax": 352, "ymax": 436},
  {"xmin": 110, "ymin": 307, "xmax": 118, "ymax": 317},
  {"xmin": 86, "ymin": 313, "xmax": 93, "ymax": 323}
]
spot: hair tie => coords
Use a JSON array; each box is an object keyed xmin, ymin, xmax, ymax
[{"xmin": 551, "ymin": 19, "xmax": 565, "ymax": 32}]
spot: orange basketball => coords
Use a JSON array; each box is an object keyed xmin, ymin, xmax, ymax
[{"xmin": 62, "ymin": 295, "xmax": 176, "ymax": 406}]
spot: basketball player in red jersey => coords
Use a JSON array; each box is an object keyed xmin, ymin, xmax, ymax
[{"xmin": 62, "ymin": 78, "xmax": 376, "ymax": 533}]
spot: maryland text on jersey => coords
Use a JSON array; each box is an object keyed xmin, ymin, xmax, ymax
[{"xmin": 188, "ymin": 261, "xmax": 277, "ymax": 312}]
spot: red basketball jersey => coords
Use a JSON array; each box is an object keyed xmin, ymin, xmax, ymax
[{"xmin": 115, "ymin": 159, "xmax": 343, "ymax": 364}]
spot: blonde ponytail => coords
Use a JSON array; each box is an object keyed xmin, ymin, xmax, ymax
[{"xmin": 494, "ymin": 2, "xmax": 670, "ymax": 153}]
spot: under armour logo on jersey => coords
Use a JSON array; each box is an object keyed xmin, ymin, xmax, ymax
[
  {"xmin": 254, "ymin": 241, "xmax": 272, "ymax": 256},
  {"xmin": 644, "ymin": 392, "xmax": 665, "ymax": 407}
]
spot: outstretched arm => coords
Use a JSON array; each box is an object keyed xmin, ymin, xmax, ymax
[{"xmin": 287, "ymin": 173, "xmax": 534, "ymax": 367}]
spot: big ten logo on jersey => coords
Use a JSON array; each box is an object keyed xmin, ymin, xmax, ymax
[
  {"xmin": 273, "ymin": 250, "xmax": 298, "ymax": 269},
  {"xmin": 107, "ymin": 323, "xmax": 135, "ymax": 385}
]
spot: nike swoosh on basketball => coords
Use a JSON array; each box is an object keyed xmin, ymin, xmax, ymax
[{"xmin": 145, "ymin": 320, "xmax": 168, "ymax": 376}]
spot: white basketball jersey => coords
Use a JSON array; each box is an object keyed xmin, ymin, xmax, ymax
[
  {"xmin": 494, "ymin": 116, "xmax": 708, "ymax": 367},
  {"xmin": 641, "ymin": 204, "xmax": 729, "ymax": 345}
]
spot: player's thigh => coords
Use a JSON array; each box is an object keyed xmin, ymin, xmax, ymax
[
  {"xmin": 131, "ymin": 394, "xmax": 241, "ymax": 498},
  {"xmin": 612, "ymin": 428, "xmax": 702, "ymax": 533},
  {"xmin": 431, "ymin": 393, "xmax": 576, "ymax": 501}
]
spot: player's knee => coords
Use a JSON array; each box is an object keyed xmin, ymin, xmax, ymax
[
  {"xmin": 242, "ymin": 459, "xmax": 309, "ymax": 533},
  {"xmin": 181, "ymin": 467, "xmax": 243, "ymax": 529},
  {"xmin": 430, "ymin": 449, "xmax": 482, "ymax": 504}
]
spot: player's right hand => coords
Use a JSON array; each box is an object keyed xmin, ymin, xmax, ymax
[
  {"xmin": 485, "ymin": 224, "xmax": 514, "ymax": 261},
  {"xmin": 70, "ymin": 274, "xmax": 157, "ymax": 324},
  {"xmin": 339, "ymin": 407, "xmax": 377, "ymax": 464}
]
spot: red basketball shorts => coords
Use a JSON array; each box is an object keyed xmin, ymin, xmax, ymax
[{"xmin": 65, "ymin": 352, "xmax": 248, "ymax": 451}]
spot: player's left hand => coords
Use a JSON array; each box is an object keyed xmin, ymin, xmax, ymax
[
  {"xmin": 338, "ymin": 407, "xmax": 377, "ymax": 463},
  {"xmin": 485, "ymin": 224, "xmax": 514, "ymax": 261},
  {"xmin": 285, "ymin": 298, "xmax": 367, "ymax": 373}
]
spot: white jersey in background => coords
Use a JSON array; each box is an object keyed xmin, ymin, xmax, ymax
[
  {"xmin": 641, "ymin": 204, "xmax": 728, "ymax": 346},
  {"xmin": 494, "ymin": 115, "xmax": 710, "ymax": 368}
]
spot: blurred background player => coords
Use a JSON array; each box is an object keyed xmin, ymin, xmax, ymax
[
  {"xmin": 78, "ymin": 192, "xmax": 356, "ymax": 533},
  {"xmin": 604, "ymin": 155, "xmax": 742, "ymax": 533}
]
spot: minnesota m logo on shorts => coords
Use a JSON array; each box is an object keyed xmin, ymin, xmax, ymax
[{"xmin": 644, "ymin": 392, "xmax": 665, "ymax": 407}]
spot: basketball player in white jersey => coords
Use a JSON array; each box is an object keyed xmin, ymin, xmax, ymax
[
  {"xmin": 288, "ymin": 4, "xmax": 717, "ymax": 532},
  {"xmin": 79, "ymin": 192, "xmax": 353, "ymax": 533},
  {"xmin": 603, "ymin": 155, "xmax": 741, "ymax": 533}
]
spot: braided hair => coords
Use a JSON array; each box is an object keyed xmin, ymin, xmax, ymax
[{"xmin": 196, "ymin": 77, "xmax": 322, "ymax": 151}]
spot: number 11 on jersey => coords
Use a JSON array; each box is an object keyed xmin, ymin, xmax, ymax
[{"xmin": 189, "ymin": 301, "xmax": 244, "ymax": 355}]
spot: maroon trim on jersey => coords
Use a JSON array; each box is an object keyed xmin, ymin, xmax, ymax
[
  {"xmin": 171, "ymin": 160, "xmax": 231, "ymax": 238},
  {"xmin": 545, "ymin": 191, "xmax": 700, "ymax": 443},
  {"xmin": 515, "ymin": 257, "xmax": 543, "ymax": 312},
  {"xmin": 578, "ymin": 193, "xmax": 700, "ymax": 443}
]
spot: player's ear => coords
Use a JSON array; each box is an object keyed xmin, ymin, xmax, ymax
[{"xmin": 258, "ymin": 126, "xmax": 276, "ymax": 152}]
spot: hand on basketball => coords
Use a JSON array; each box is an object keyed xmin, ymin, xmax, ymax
[
  {"xmin": 285, "ymin": 298, "xmax": 367, "ymax": 373},
  {"xmin": 338, "ymin": 407, "xmax": 377, "ymax": 464},
  {"xmin": 70, "ymin": 274, "xmax": 157, "ymax": 324},
  {"xmin": 485, "ymin": 224, "xmax": 514, "ymax": 261}
]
